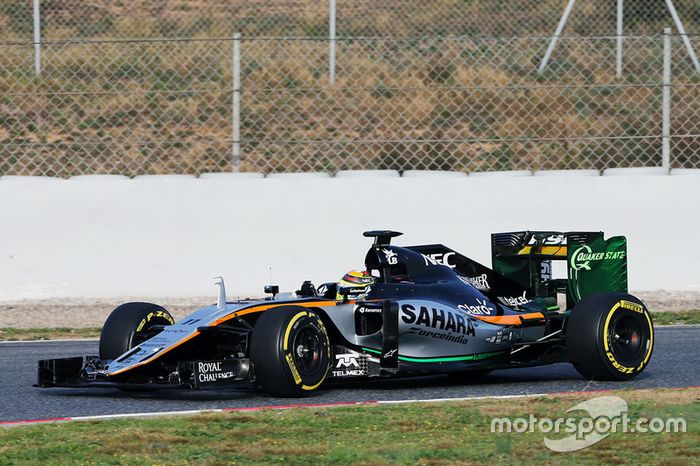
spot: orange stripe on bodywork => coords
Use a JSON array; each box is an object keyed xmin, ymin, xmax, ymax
[
  {"xmin": 473, "ymin": 312, "xmax": 545, "ymax": 326},
  {"xmin": 211, "ymin": 300, "xmax": 337, "ymax": 326},
  {"xmin": 109, "ymin": 300, "xmax": 337, "ymax": 377}
]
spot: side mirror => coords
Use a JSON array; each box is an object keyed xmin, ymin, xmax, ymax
[
  {"xmin": 296, "ymin": 281, "xmax": 317, "ymax": 298},
  {"xmin": 264, "ymin": 285, "xmax": 279, "ymax": 299}
]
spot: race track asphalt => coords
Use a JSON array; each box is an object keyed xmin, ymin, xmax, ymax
[{"xmin": 1, "ymin": 326, "xmax": 697, "ymax": 422}]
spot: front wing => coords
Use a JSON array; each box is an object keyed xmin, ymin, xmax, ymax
[{"xmin": 36, "ymin": 356, "xmax": 252, "ymax": 390}]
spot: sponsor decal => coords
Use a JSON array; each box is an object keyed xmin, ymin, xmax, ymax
[
  {"xmin": 570, "ymin": 245, "xmax": 626, "ymax": 271},
  {"xmin": 136, "ymin": 310, "xmax": 174, "ymax": 332},
  {"xmin": 331, "ymin": 353, "xmax": 368, "ymax": 377},
  {"xmin": 195, "ymin": 361, "xmax": 236, "ymax": 384},
  {"xmin": 458, "ymin": 299, "xmax": 495, "ymax": 316},
  {"xmin": 498, "ymin": 292, "xmax": 531, "ymax": 308},
  {"xmin": 382, "ymin": 248, "xmax": 398, "ymax": 265},
  {"xmin": 383, "ymin": 349, "xmax": 398, "ymax": 359},
  {"xmin": 422, "ymin": 252, "xmax": 457, "ymax": 268},
  {"xmin": 486, "ymin": 330, "xmax": 513, "ymax": 344},
  {"xmin": 355, "ymin": 304, "xmax": 382, "ymax": 314},
  {"xmin": 540, "ymin": 261, "xmax": 552, "ymax": 281},
  {"xmin": 618, "ymin": 300, "xmax": 644, "ymax": 314},
  {"xmin": 407, "ymin": 327, "xmax": 470, "ymax": 345},
  {"xmin": 606, "ymin": 351, "xmax": 635, "ymax": 374},
  {"xmin": 285, "ymin": 353, "xmax": 302, "ymax": 384},
  {"xmin": 146, "ymin": 328, "xmax": 195, "ymax": 340},
  {"xmin": 460, "ymin": 274, "xmax": 490, "ymax": 292},
  {"xmin": 518, "ymin": 234, "xmax": 567, "ymax": 255},
  {"xmin": 143, "ymin": 337, "xmax": 169, "ymax": 346},
  {"xmin": 341, "ymin": 286, "xmax": 371, "ymax": 299},
  {"xmin": 528, "ymin": 234, "xmax": 566, "ymax": 246},
  {"xmin": 400, "ymin": 304, "xmax": 476, "ymax": 337},
  {"xmin": 336, "ymin": 354, "xmax": 360, "ymax": 368}
]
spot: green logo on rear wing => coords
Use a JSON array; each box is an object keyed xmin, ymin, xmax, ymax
[{"xmin": 568, "ymin": 236, "xmax": 628, "ymax": 303}]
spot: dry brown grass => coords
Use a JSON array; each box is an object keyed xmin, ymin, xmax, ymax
[
  {"xmin": 1, "ymin": 2, "xmax": 699, "ymax": 176},
  {"xmin": 5, "ymin": 0, "xmax": 692, "ymax": 39}
]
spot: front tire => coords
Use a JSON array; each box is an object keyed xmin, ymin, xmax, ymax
[
  {"xmin": 567, "ymin": 292, "xmax": 654, "ymax": 381},
  {"xmin": 250, "ymin": 307, "xmax": 331, "ymax": 397},
  {"xmin": 99, "ymin": 302, "xmax": 174, "ymax": 360}
]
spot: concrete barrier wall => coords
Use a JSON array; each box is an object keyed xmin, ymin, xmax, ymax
[{"xmin": 1, "ymin": 173, "xmax": 699, "ymax": 300}]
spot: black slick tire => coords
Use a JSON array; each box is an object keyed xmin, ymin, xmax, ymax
[
  {"xmin": 250, "ymin": 306, "xmax": 331, "ymax": 397},
  {"xmin": 567, "ymin": 292, "xmax": 654, "ymax": 381},
  {"xmin": 99, "ymin": 302, "xmax": 174, "ymax": 360}
]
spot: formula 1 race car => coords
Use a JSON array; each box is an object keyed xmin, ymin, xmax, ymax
[{"xmin": 37, "ymin": 230, "xmax": 654, "ymax": 397}]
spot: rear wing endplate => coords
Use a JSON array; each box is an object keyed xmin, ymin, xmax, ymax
[{"xmin": 491, "ymin": 231, "xmax": 628, "ymax": 307}]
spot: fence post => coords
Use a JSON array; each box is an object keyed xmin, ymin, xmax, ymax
[
  {"xmin": 662, "ymin": 28, "xmax": 672, "ymax": 173},
  {"xmin": 616, "ymin": 0, "xmax": 623, "ymax": 79},
  {"xmin": 329, "ymin": 0, "xmax": 336, "ymax": 85},
  {"xmin": 33, "ymin": 0, "xmax": 41, "ymax": 78},
  {"xmin": 539, "ymin": 0, "xmax": 576, "ymax": 73},
  {"xmin": 232, "ymin": 33, "xmax": 241, "ymax": 172},
  {"xmin": 664, "ymin": 0, "xmax": 700, "ymax": 74}
]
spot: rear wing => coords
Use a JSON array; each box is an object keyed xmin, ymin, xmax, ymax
[{"xmin": 491, "ymin": 231, "xmax": 628, "ymax": 308}]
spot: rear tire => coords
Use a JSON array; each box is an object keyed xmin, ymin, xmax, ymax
[
  {"xmin": 567, "ymin": 293, "xmax": 654, "ymax": 381},
  {"xmin": 99, "ymin": 302, "xmax": 174, "ymax": 360},
  {"xmin": 250, "ymin": 306, "xmax": 331, "ymax": 397}
]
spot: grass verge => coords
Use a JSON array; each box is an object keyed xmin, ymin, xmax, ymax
[
  {"xmin": 0, "ymin": 327, "xmax": 101, "ymax": 341},
  {"xmin": 0, "ymin": 309, "xmax": 698, "ymax": 342},
  {"xmin": 1, "ymin": 387, "xmax": 698, "ymax": 465},
  {"xmin": 651, "ymin": 309, "xmax": 700, "ymax": 326}
]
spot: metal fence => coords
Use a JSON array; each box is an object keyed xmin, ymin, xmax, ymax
[
  {"xmin": 2, "ymin": 0, "xmax": 700, "ymax": 40},
  {"xmin": 1, "ymin": 32, "xmax": 699, "ymax": 176}
]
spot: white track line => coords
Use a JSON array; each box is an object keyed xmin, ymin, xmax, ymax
[
  {"xmin": 377, "ymin": 393, "xmax": 543, "ymax": 404},
  {"xmin": 2, "ymin": 386, "xmax": 697, "ymax": 428},
  {"xmin": 71, "ymin": 409, "xmax": 225, "ymax": 422}
]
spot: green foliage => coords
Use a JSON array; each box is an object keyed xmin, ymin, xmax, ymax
[{"xmin": 652, "ymin": 309, "xmax": 700, "ymax": 325}]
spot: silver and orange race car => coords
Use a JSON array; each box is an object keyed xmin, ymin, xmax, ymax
[{"xmin": 37, "ymin": 230, "xmax": 654, "ymax": 397}]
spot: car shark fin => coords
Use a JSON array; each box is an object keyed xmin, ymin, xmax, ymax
[{"xmin": 214, "ymin": 276, "xmax": 227, "ymax": 310}]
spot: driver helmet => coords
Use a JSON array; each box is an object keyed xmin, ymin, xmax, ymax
[{"xmin": 336, "ymin": 270, "xmax": 375, "ymax": 300}]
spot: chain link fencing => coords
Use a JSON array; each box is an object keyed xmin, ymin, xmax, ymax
[
  {"xmin": 1, "ymin": 33, "xmax": 698, "ymax": 176},
  {"xmin": 1, "ymin": 0, "xmax": 700, "ymax": 176},
  {"xmin": 2, "ymin": 0, "xmax": 700, "ymax": 40}
]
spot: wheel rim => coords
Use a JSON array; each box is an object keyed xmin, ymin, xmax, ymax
[
  {"xmin": 610, "ymin": 315, "xmax": 646, "ymax": 365},
  {"xmin": 292, "ymin": 324, "xmax": 323, "ymax": 375}
]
